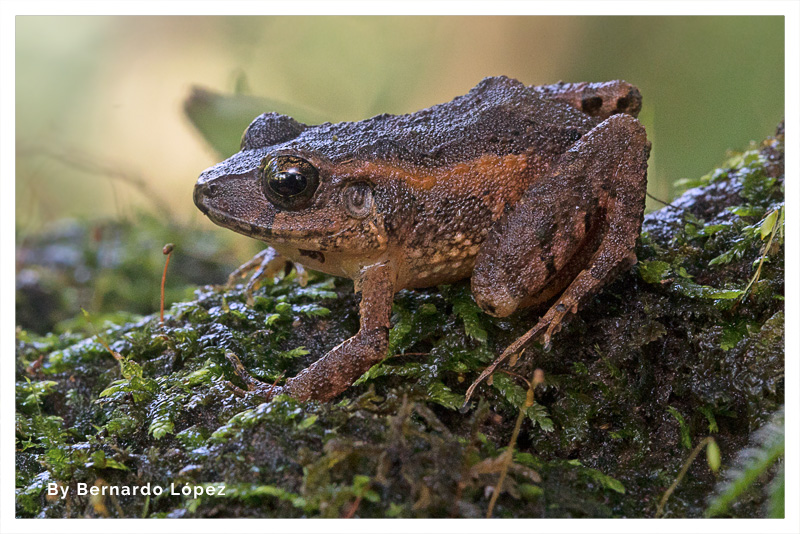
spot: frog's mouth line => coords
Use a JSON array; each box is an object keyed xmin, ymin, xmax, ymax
[
  {"xmin": 201, "ymin": 206, "xmax": 280, "ymax": 243},
  {"xmin": 195, "ymin": 192, "xmax": 345, "ymax": 251},
  {"xmin": 194, "ymin": 181, "xmax": 282, "ymax": 243}
]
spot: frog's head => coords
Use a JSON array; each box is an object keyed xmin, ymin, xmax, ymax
[{"xmin": 194, "ymin": 113, "xmax": 397, "ymax": 262}]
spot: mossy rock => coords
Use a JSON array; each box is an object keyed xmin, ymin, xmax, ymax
[{"xmin": 15, "ymin": 124, "xmax": 784, "ymax": 518}]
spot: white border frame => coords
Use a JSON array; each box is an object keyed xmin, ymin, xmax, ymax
[{"xmin": 2, "ymin": 2, "xmax": 797, "ymax": 533}]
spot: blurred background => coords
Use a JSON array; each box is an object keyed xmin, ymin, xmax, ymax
[{"xmin": 15, "ymin": 16, "xmax": 785, "ymax": 332}]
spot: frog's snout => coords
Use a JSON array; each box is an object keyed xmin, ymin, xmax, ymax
[{"xmin": 193, "ymin": 181, "xmax": 216, "ymax": 214}]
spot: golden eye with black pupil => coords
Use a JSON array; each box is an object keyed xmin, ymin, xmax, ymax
[
  {"xmin": 259, "ymin": 155, "xmax": 320, "ymax": 210},
  {"xmin": 344, "ymin": 182, "xmax": 374, "ymax": 219}
]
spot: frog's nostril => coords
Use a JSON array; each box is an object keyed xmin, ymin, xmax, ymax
[{"xmin": 193, "ymin": 182, "xmax": 214, "ymax": 213}]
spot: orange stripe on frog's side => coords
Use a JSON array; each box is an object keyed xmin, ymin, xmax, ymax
[
  {"xmin": 339, "ymin": 160, "xmax": 438, "ymax": 190},
  {"xmin": 335, "ymin": 153, "xmax": 545, "ymax": 213},
  {"xmin": 441, "ymin": 153, "xmax": 540, "ymax": 219}
]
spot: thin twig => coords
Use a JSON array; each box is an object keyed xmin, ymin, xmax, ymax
[
  {"xmin": 486, "ymin": 400, "xmax": 526, "ymax": 518},
  {"xmin": 655, "ymin": 436, "xmax": 714, "ymax": 517},
  {"xmin": 486, "ymin": 369, "xmax": 545, "ymax": 518},
  {"xmin": 647, "ymin": 191, "xmax": 678, "ymax": 209},
  {"xmin": 342, "ymin": 494, "xmax": 363, "ymax": 518},
  {"xmin": 82, "ymin": 309, "xmax": 123, "ymax": 362},
  {"xmin": 498, "ymin": 369, "xmax": 531, "ymax": 389},
  {"xmin": 738, "ymin": 208, "xmax": 780, "ymax": 303},
  {"xmin": 20, "ymin": 144, "xmax": 176, "ymax": 222}
]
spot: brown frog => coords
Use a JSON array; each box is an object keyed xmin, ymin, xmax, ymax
[{"xmin": 193, "ymin": 76, "xmax": 650, "ymax": 403}]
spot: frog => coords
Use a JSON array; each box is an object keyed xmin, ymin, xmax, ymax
[{"xmin": 193, "ymin": 75, "xmax": 650, "ymax": 403}]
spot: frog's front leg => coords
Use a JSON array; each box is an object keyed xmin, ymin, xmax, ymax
[
  {"xmin": 229, "ymin": 261, "xmax": 396, "ymax": 403},
  {"xmin": 468, "ymin": 113, "xmax": 648, "ymax": 398},
  {"xmin": 282, "ymin": 261, "xmax": 395, "ymax": 401}
]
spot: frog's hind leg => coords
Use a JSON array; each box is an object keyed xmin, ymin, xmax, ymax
[
  {"xmin": 466, "ymin": 113, "xmax": 648, "ymax": 403},
  {"xmin": 530, "ymin": 80, "xmax": 642, "ymax": 120}
]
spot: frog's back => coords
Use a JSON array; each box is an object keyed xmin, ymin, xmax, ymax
[{"xmin": 283, "ymin": 76, "xmax": 598, "ymax": 168}]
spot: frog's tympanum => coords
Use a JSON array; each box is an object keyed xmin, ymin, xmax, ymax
[{"xmin": 194, "ymin": 76, "xmax": 650, "ymax": 403}]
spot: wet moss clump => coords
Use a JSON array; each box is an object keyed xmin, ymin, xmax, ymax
[{"xmin": 16, "ymin": 124, "xmax": 783, "ymax": 518}]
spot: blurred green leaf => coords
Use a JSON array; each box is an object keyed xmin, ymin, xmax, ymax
[
  {"xmin": 184, "ymin": 86, "xmax": 327, "ymax": 157},
  {"xmin": 760, "ymin": 209, "xmax": 779, "ymax": 240}
]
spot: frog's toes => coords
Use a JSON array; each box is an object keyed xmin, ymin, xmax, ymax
[
  {"xmin": 225, "ymin": 380, "xmax": 249, "ymax": 399},
  {"xmin": 226, "ymin": 249, "xmax": 271, "ymax": 286},
  {"xmin": 294, "ymin": 264, "xmax": 309, "ymax": 287},
  {"xmin": 225, "ymin": 379, "xmax": 281, "ymax": 401},
  {"xmin": 250, "ymin": 383, "xmax": 283, "ymax": 401},
  {"xmin": 224, "ymin": 351, "xmax": 283, "ymax": 400},
  {"xmin": 225, "ymin": 248, "xmax": 291, "ymax": 301},
  {"xmin": 542, "ymin": 307, "xmax": 570, "ymax": 347}
]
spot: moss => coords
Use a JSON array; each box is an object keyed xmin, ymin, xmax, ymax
[{"xmin": 15, "ymin": 124, "xmax": 784, "ymax": 518}]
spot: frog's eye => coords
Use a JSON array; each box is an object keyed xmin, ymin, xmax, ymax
[
  {"xmin": 343, "ymin": 182, "xmax": 374, "ymax": 219},
  {"xmin": 259, "ymin": 156, "xmax": 320, "ymax": 210}
]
